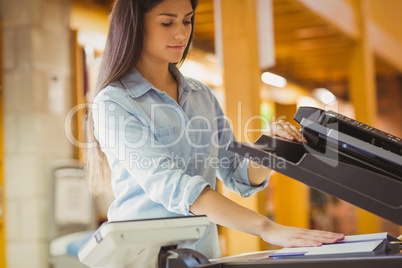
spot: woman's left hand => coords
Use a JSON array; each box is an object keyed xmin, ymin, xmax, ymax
[
  {"xmin": 260, "ymin": 220, "xmax": 344, "ymax": 248},
  {"xmin": 271, "ymin": 120, "xmax": 306, "ymax": 143}
]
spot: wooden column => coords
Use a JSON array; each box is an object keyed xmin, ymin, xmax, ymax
[
  {"xmin": 71, "ymin": 30, "xmax": 85, "ymax": 160},
  {"xmin": 348, "ymin": 0, "xmax": 380, "ymax": 234},
  {"xmin": 0, "ymin": 19, "xmax": 6, "ymax": 268},
  {"xmin": 216, "ymin": 0, "xmax": 265, "ymax": 255},
  {"xmin": 271, "ymin": 104, "xmax": 310, "ymax": 229}
]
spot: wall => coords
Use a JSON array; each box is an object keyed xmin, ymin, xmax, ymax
[{"xmin": 0, "ymin": 0, "xmax": 74, "ymax": 267}]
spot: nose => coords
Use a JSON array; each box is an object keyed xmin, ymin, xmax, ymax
[{"xmin": 175, "ymin": 23, "xmax": 189, "ymax": 40}]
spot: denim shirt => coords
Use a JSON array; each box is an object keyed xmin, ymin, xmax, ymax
[{"xmin": 92, "ymin": 63, "xmax": 269, "ymax": 258}]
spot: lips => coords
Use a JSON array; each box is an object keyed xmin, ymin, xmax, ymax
[{"xmin": 168, "ymin": 45, "xmax": 185, "ymax": 50}]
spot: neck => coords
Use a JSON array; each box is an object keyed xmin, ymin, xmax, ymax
[
  {"xmin": 136, "ymin": 59, "xmax": 174, "ymax": 89},
  {"xmin": 136, "ymin": 58, "xmax": 179, "ymax": 103}
]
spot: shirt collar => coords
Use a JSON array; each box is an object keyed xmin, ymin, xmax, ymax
[{"xmin": 120, "ymin": 63, "xmax": 198, "ymax": 99}]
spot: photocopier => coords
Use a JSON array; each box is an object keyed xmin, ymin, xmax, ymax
[{"xmin": 78, "ymin": 106, "xmax": 402, "ymax": 268}]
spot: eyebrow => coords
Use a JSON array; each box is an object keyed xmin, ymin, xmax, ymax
[{"xmin": 158, "ymin": 11, "xmax": 194, "ymax": 18}]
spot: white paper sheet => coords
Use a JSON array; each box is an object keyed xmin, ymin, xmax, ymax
[{"xmin": 269, "ymin": 232, "xmax": 388, "ymax": 258}]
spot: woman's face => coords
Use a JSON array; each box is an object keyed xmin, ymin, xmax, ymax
[{"xmin": 142, "ymin": 0, "xmax": 193, "ymax": 65}]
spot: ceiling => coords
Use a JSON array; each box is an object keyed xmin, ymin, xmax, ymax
[
  {"xmin": 77, "ymin": 0, "xmax": 399, "ymax": 100},
  {"xmin": 193, "ymin": 0, "xmax": 400, "ymax": 100},
  {"xmin": 269, "ymin": 0, "xmax": 354, "ymax": 94},
  {"xmin": 193, "ymin": 0, "xmax": 356, "ymax": 98}
]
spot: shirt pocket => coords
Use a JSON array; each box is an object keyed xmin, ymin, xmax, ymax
[
  {"xmin": 153, "ymin": 125, "xmax": 184, "ymax": 158},
  {"xmin": 193, "ymin": 121, "xmax": 215, "ymax": 157}
]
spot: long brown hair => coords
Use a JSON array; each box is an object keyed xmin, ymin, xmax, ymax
[{"xmin": 85, "ymin": 0, "xmax": 199, "ymax": 195}]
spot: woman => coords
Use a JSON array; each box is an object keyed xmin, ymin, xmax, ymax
[{"xmin": 86, "ymin": 0, "xmax": 343, "ymax": 259}]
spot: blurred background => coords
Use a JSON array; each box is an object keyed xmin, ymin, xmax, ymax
[{"xmin": 0, "ymin": 0, "xmax": 401, "ymax": 267}]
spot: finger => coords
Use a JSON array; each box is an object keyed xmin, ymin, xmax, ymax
[
  {"xmin": 289, "ymin": 238, "xmax": 322, "ymax": 248},
  {"xmin": 286, "ymin": 123, "xmax": 308, "ymax": 143},
  {"xmin": 318, "ymin": 232, "xmax": 344, "ymax": 243},
  {"xmin": 289, "ymin": 124, "xmax": 304, "ymax": 142},
  {"xmin": 286, "ymin": 123, "xmax": 304, "ymax": 142},
  {"xmin": 305, "ymin": 230, "xmax": 344, "ymax": 244},
  {"xmin": 271, "ymin": 121, "xmax": 295, "ymax": 140},
  {"xmin": 279, "ymin": 121, "xmax": 302, "ymax": 142},
  {"xmin": 314, "ymin": 230, "xmax": 344, "ymax": 239},
  {"xmin": 270, "ymin": 122, "xmax": 280, "ymax": 136}
]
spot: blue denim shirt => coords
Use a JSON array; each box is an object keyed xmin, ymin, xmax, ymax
[{"xmin": 92, "ymin": 63, "xmax": 269, "ymax": 258}]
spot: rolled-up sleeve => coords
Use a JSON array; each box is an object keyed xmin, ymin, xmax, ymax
[
  {"xmin": 212, "ymin": 96, "xmax": 269, "ymax": 197},
  {"xmin": 93, "ymin": 98, "xmax": 210, "ymax": 216}
]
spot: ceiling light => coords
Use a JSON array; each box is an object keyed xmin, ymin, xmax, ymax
[
  {"xmin": 261, "ymin": 72, "xmax": 287, "ymax": 88},
  {"xmin": 313, "ymin": 88, "xmax": 337, "ymax": 105}
]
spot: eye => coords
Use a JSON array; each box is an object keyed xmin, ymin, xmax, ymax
[
  {"xmin": 183, "ymin": 20, "xmax": 191, "ymax": 25},
  {"xmin": 161, "ymin": 22, "xmax": 172, "ymax": 27}
]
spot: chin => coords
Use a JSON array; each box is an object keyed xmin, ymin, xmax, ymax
[
  {"xmin": 168, "ymin": 53, "xmax": 184, "ymax": 62},
  {"xmin": 169, "ymin": 57, "xmax": 183, "ymax": 64}
]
